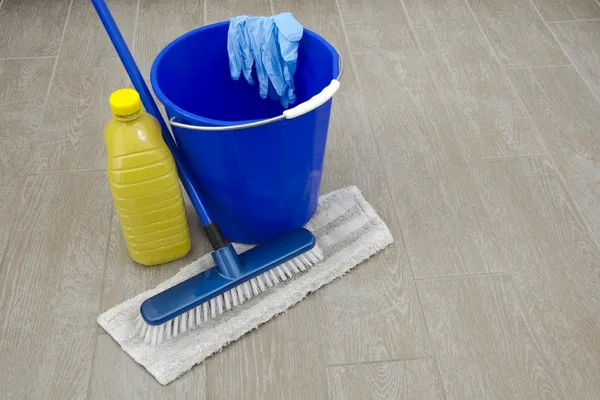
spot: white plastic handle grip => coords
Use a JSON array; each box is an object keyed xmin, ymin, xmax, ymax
[{"xmin": 283, "ymin": 79, "xmax": 340, "ymax": 119}]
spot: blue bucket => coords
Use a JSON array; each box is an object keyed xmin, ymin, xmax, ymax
[{"xmin": 151, "ymin": 21, "xmax": 341, "ymax": 244}]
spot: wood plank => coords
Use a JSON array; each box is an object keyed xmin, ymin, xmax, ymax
[
  {"xmin": 326, "ymin": 358, "xmax": 445, "ymax": 400},
  {"xmin": 470, "ymin": 157, "xmax": 600, "ymax": 398},
  {"xmin": 0, "ymin": 172, "xmax": 112, "ymax": 399},
  {"xmin": 532, "ymin": 0, "xmax": 600, "ymax": 22},
  {"xmin": 466, "ymin": 0, "xmax": 568, "ymax": 67},
  {"xmin": 0, "ymin": 0, "xmax": 70, "ymax": 58},
  {"xmin": 135, "ymin": 0, "xmax": 205, "ymax": 77},
  {"xmin": 0, "ymin": 58, "xmax": 53, "ymax": 260},
  {"xmin": 507, "ymin": 66, "xmax": 600, "ymax": 243},
  {"xmin": 273, "ymin": 0, "xmax": 430, "ymax": 365},
  {"xmin": 418, "ymin": 275, "xmax": 563, "ymax": 399},
  {"xmin": 205, "ymin": 0, "xmax": 271, "ymax": 24},
  {"xmin": 552, "ymin": 21, "xmax": 600, "ymax": 101},
  {"xmin": 402, "ymin": 0, "xmax": 546, "ymax": 159},
  {"xmin": 31, "ymin": 0, "xmax": 138, "ymax": 173},
  {"xmin": 89, "ymin": 333, "xmax": 206, "ymax": 399},
  {"xmin": 0, "ymin": 58, "xmax": 55, "ymax": 175}
]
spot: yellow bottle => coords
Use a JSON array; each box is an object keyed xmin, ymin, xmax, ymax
[{"xmin": 105, "ymin": 88, "xmax": 191, "ymax": 266}]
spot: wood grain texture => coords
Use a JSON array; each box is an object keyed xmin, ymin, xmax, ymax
[
  {"xmin": 273, "ymin": 0, "xmax": 430, "ymax": 365},
  {"xmin": 336, "ymin": 0, "xmax": 418, "ymax": 55},
  {"xmin": 0, "ymin": 0, "xmax": 70, "ymax": 58},
  {"xmin": 466, "ymin": 0, "xmax": 568, "ymax": 67},
  {"xmin": 135, "ymin": 0, "xmax": 205, "ymax": 77},
  {"xmin": 552, "ymin": 21, "xmax": 600, "ymax": 101},
  {"xmin": 402, "ymin": 0, "xmax": 546, "ymax": 159},
  {"xmin": 339, "ymin": 0, "xmax": 508, "ymax": 277},
  {"xmin": 418, "ymin": 275, "xmax": 563, "ymax": 399},
  {"xmin": 30, "ymin": 0, "xmax": 138, "ymax": 173},
  {"xmin": 207, "ymin": 297, "xmax": 327, "ymax": 399},
  {"xmin": 0, "ymin": 58, "xmax": 55, "ymax": 175},
  {"xmin": 90, "ymin": 333, "xmax": 206, "ymax": 399},
  {"xmin": 0, "ymin": 172, "xmax": 112, "ymax": 399},
  {"xmin": 0, "ymin": 173, "xmax": 24, "ymax": 266},
  {"xmin": 326, "ymin": 358, "xmax": 445, "ymax": 400},
  {"xmin": 470, "ymin": 157, "xmax": 600, "ymax": 398},
  {"xmin": 507, "ymin": 66, "xmax": 600, "ymax": 242},
  {"xmin": 205, "ymin": 0, "xmax": 271, "ymax": 24},
  {"xmin": 532, "ymin": 0, "xmax": 600, "ymax": 22}
]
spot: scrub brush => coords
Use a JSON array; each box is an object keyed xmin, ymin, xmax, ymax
[{"xmin": 136, "ymin": 237, "xmax": 323, "ymax": 345}]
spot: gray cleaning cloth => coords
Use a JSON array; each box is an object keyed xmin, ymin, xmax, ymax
[{"xmin": 98, "ymin": 186, "xmax": 393, "ymax": 385}]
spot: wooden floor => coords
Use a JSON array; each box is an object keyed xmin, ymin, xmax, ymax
[{"xmin": 1, "ymin": 0, "xmax": 600, "ymax": 398}]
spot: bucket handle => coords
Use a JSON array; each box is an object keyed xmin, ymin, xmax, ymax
[{"xmin": 168, "ymin": 54, "xmax": 344, "ymax": 131}]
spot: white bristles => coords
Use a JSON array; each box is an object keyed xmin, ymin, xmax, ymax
[
  {"xmin": 264, "ymin": 272, "xmax": 274, "ymax": 287},
  {"xmin": 202, "ymin": 302, "xmax": 209, "ymax": 322},
  {"xmin": 209, "ymin": 298, "xmax": 217, "ymax": 319},
  {"xmin": 165, "ymin": 319, "xmax": 172, "ymax": 340},
  {"xmin": 138, "ymin": 245, "xmax": 324, "ymax": 346},
  {"xmin": 231, "ymin": 288, "xmax": 239, "ymax": 307},
  {"xmin": 243, "ymin": 281, "xmax": 253, "ymax": 299},
  {"xmin": 223, "ymin": 291, "xmax": 232, "ymax": 310},
  {"xmin": 256, "ymin": 276, "xmax": 267, "ymax": 292}
]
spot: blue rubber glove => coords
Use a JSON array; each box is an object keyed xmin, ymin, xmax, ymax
[
  {"xmin": 227, "ymin": 16, "xmax": 254, "ymax": 84},
  {"xmin": 274, "ymin": 12, "xmax": 302, "ymax": 106},
  {"xmin": 227, "ymin": 13, "xmax": 303, "ymax": 108}
]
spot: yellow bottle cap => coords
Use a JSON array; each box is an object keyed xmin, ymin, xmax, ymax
[{"xmin": 109, "ymin": 88, "xmax": 142, "ymax": 116}]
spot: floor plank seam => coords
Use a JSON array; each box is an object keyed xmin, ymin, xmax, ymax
[
  {"xmin": 547, "ymin": 18, "xmax": 600, "ymax": 24},
  {"xmin": 0, "ymin": 55, "xmax": 57, "ymax": 61},
  {"xmin": 0, "ymin": 177, "xmax": 27, "ymax": 273},
  {"xmin": 324, "ymin": 354, "xmax": 432, "ymax": 369},
  {"xmin": 130, "ymin": 0, "xmax": 142, "ymax": 57},
  {"xmin": 413, "ymin": 282, "xmax": 448, "ymax": 398},
  {"xmin": 414, "ymin": 271, "xmax": 511, "ymax": 282},
  {"xmin": 85, "ymin": 206, "xmax": 114, "ymax": 400},
  {"xmin": 397, "ymin": 0, "xmax": 475, "ymax": 165},
  {"xmin": 506, "ymin": 64, "xmax": 572, "ymax": 70},
  {"xmin": 36, "ymin": 0, "xmax": 73, "ymax": 131},
  {"xmin": 431, "ymin": 355, "xmax": 450, "ymax": 400},
  {"xmin": 468, "ymin": 153, "xmax": 550, "ymax": 162},
  {"xmin": 28, "ymin": 168, "xmax": 105, "ymax": 176},
  {"xmin": 503, "ymin": 273, "xmax": 569, "ymax": 399}
]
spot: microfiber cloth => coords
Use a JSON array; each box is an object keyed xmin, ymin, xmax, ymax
[{"xmin": 98, "ymin": 186, "xmax": 393, "ymax": 385}]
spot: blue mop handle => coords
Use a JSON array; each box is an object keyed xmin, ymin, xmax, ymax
[{"xmin": 91, "ymin": 0, "xmax": 213, "ymax": 226}]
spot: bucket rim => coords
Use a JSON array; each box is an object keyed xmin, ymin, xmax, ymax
[{"xmin": 150, "ymin": 21, "xmax": 339, "ymax": 128}]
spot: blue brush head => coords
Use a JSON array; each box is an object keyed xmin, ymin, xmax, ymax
[{"xmin": 140, "ymin": 228, "xmax": 320, "ymax": 330}]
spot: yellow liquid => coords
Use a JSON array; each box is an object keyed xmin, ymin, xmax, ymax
[{"xmin": 104, "ymin": 111, "xmax": 191, "ymax": 266}]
